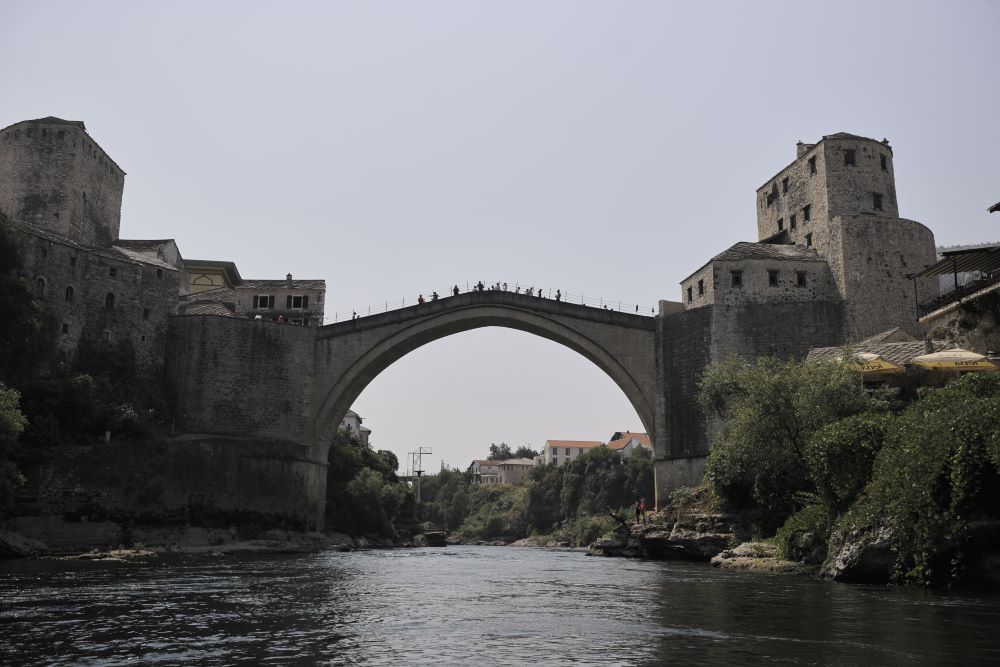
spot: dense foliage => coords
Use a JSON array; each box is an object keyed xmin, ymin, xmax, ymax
[
  {"xmin": 417, "ymin": 446, "xmax": 653, "ymax": 544},
  {"xmin": 701, "ymin": 356, "xmax": 876, "ymax": 517},
  {"xmin": 834, "ymin": 373, "xmax": 1000, "ymax": 585},
  {"xmin": 702, "ymin": 355, "xmax": 1000, "ymax": 585},
  {"xmin": 325, "ymin": 428, "xmax": 407, "ymax": 537},
  {"xmin": 0, "ymin": 383, "xmax": 27, "ymax": 507},
  {"xmin": 487, "ymin": 443, "xmax": 539, "ymax": 460}
]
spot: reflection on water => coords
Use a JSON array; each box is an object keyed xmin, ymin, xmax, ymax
[{"xmin": 1, "ymin": 546, "xmax": 999, "ymax": 665}]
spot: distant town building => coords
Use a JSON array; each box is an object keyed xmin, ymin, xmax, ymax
[
  {"xmin": 341, "ymin": 409, "xmax": 371, "ymax": 446},
  {"xmin": 542, "ymin": 440, "xmax": 604, "ymax": 467},
  {"xmin": 607, "ymin": 431, "xmax": 652, "ymax": 458},
  {"xmin": 496, "ymin": 458, "xmax": 536, "ymax": 485},
  {"xmin": 468, "ymin": 459, "xmax": 500, "ymax": 484}
]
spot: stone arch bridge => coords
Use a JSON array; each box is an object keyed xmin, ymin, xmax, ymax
[{"xmin": 165, "ymin": 289, "xmax": 843, "ymax": 529}]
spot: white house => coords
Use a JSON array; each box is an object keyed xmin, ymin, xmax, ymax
[
  {"xmin": 341, "ymin": 410, "xmax": 372, "ymax": 446},
  {"xmin": 542, "ymin": 440, "xmax": 604, "ymax": 467}
]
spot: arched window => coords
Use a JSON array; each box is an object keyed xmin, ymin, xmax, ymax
[
  {"xmin": 65, "ymin": 285, "xmax": 74, "ymax": 302},
  {"xmin": 35, "ymin": 277, "xmax": 46, "ymax": 297},
  {"xmin": 104, "ymin": 292, "xmax": 116, "ymax": 309}
]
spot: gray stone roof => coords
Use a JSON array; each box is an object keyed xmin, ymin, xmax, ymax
[
  {"xmin": 807, "ymin": 340, "xmax": 952, "ymax": 366},
  {"xmin": 179, "ymin": 302, "xmax": 237, "ymax": 317},
  {"xmin": 856, "ymin": 327, "xmax": 920, "ymax": 346},
  {"xmin": 711, "ymin": 242, "xmax": 824, "ymax": 263}
]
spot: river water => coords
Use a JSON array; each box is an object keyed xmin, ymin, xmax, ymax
[{"xmin": 2, "ymin": 545, "xmax": 999, "ymax": 666}]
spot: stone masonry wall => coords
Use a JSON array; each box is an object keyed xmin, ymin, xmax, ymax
[
  {"xmin": 15, "ymin": 224, "xmax": 182, "ymax": 370},
  {"xmin": 756, "ymin": 143, "xmax": 830, "ymax": 246},
  {"xmin": 832, "ymin": 215, "xmax": 939, "ymax": 340},
  {"xmin": 709, "ymin": 258, "xmax": 839, "ymax": 307},
  {"xmin": 11, "ymin": 436, "xmax": 328, "ymax": 549},
  {"xmin": 0, "ymin": 119, "xmax": 124, "ymax": 245},
  {"xmin": 166, "ymin": 315, "xmax": 318, "ymax": 444}
]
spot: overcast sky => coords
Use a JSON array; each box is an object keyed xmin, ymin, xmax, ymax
[{"xmin": 3, "ymin": 1, "xmax": 997, "ymax": 471}]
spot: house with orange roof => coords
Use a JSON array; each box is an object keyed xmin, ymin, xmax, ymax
[
  {"xmin": 607, "ymin": 431, "xmax": 652, "ymax": 459},
  {"xmin": 542, "ymin": 439, "xmax": 605, "ymax": 467}
]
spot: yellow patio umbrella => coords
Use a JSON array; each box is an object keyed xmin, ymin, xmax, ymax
[
  {"xmin": 842, "ymin": 352, "xmax": 905, "ymax": 375},
  {"xmin": 854, "ymin": 352, "xmax": 905, "ymax": 375},
  {"xmin": 909, "ymin": 348, "xmax": 999, "ymax": 372}
]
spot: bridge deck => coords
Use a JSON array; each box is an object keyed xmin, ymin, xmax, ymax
[{"xmin": 319, "ymin": 290, "xmax": 657, "ymax": 337}]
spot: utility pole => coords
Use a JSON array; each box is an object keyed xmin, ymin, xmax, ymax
[{"xmin": 408, "ymin": 446, "xmax": 432, "ymax": 520}]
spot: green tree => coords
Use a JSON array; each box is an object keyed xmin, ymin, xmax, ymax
[
  {"xmin": 488, "ymin": 442, "xmax": 513, "ymax": 460},
  {"xmin": 513, "ymin": 445, "xmax": 539, "ymax": 459},
  {"xmin": 701, "ymin": 356, "xmax": 875, "ymax": 516},
  {"xmin": 0, "ymin": 382, "xmax": 27, "ymax": 507},
  {"xmin": 837, "ymin": 372, "xmax": 1000, "ymax": 585}
]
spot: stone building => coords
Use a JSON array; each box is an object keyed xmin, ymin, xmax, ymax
[
  {"xmin": 661, "ymin": 133, "xmax": 941, "ymax": 491},
  {"xmin": 754, "ymin": 133, "xmax": 938, "ymax": 340},
  {"xmin": 1, "ymin": 118, "xmax": 185, "ymax": 369},
  {"xmin": 0, "ymin": 117, "xmax": 125, "ymax": 246},
  {"xmin": 181, "ymin": 262, "xmax": 326, "ymax": 326}
]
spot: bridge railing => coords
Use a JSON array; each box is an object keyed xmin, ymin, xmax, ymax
[{"xmin": 322, "ymin": 282, "xmax": 658, "ymax": 324}]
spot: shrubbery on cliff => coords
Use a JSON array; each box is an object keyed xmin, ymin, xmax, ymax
[
  {"xmin": 833, "ymin": 373, "xmax": 1000, "ymax": 585},
  {"xmin": 702, "ymin": 356, "xmax": 1000, "ymax": 585},
  {"xmin": 701, "ymin": 357, "xmax": 879, "ymax": 517}
]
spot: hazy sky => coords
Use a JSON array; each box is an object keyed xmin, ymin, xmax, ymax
[{"xmin": 3, "ymin": 1, "xmax": 998, "ymax": 472}]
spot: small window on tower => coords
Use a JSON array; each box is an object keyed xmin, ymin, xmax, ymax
[
  {"xmin": 797, "ymin": 271, "xmax": 808, "ymax": 287},
  {"xmin": 109, "ymin": 267, "xmax": 117, "ymax": 278},
  {"xmin": 844, "ymin": 149, "xmax": 856, "ymax": 166},
  {"xmin": 805, "ymin": 233, "xmax": 813, "ymax": 247},
  {"xmin": 803, "ymin": 204, "xmax": 811, "ymax": 222},
  {"xmin": 880, "ymin": 154, "xmax": 888, "ymax": 171},
  {"xmin": 782, "ymin": 177, "xmax": 789, "ymax": 194},
  {"xmin": 143, "ymin": 308, "xmax": 150, "ymax": 320},
  {"xmin": 731, "ymin": 271, "xmax": 743, "ymax": 288},
  {"xmin": 768, "ymin": 270, "xmax": 779, "ymax": 286},
  {"xmin": 808, "ymin": 157, "xmax": 817, "ymax": 175},
  {"xmin": 687, "ymin": 287, "xmax": 693, "ymax": 303},
  {"xmin": 790, "ymin": 214, "xmax": 797, "ymax": 230},
  {"xmin": 777, "ymin": 218, "xmax": 784, "ymax": 232},
  {"xmin": 873, "ymin": 192, "xmax": 883, "ymax": 210},
  {"xmin": 697, "ymin": 279, "xmax": 704, "ymax": 296},
  {"xmin": 156, "ymin": 268, "xmax": 163, "ymax": 279}
]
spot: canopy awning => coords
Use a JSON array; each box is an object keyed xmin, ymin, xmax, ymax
[
  {"xmin": 846, "ymin": 352, "xmax": 905, "ymax": 375},
  {"xmin": 914, "ymin": 245, "xmax": 1000, "ymax": 278},
  {"xmin": 910, "ymin": 348, "xmax": 999, "ymax": 371}
]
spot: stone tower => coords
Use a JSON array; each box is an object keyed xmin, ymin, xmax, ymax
[
  {"xmin": 0, "ymin": 117, "xmax": 125, "ymax": 246},
  {"xmin": 754, "ymin": 133, "xmax": 938, "ymax": 340}
]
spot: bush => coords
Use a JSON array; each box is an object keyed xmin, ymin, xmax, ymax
[
  {"xmin": 775, "ymin": 503, "xmax": 833, "ymax": 564},
  {"xmin": 838, "ymin": 373, "xmax": 1000, "ymax": 585},
  {"xmin": 805, "ymin": 412, "xmax": 892, "ymax": 513},
  {"xmin": 701, "ymin": 356, "xmax": 876, "ymax": 517}
]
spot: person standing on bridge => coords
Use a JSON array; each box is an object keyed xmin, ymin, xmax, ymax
[
  {"xmin": 418, "ymin": 294, "xmax": 425, "ymax": 304},
  {"xmin": 432, "ymin": 291, "xmax": 439, "ymax": 301},
  {"xmin": 477, "ymin": 281, "xmax": 484, "ymax": 292},
  {"xmin": 556, "ymin": 289, "xmax": 561, "ymax": 301},
  {"xmin": 453, "ymin": 285, "xmax": 460, "ymax": 296}
]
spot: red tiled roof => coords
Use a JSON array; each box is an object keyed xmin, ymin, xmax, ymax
[{"xmin": 608, "ymin": 432, "xmax": 652, "ymax": 450}]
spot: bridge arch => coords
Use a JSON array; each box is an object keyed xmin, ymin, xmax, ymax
[{"xmin": 310, "ymin": 295, "xmax": 659, "ymax": 457}]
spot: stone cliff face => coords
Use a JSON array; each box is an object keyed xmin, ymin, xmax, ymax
[{"xmin": 588, "ymin": 510, "xmax": 746, "ymax": 560}]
